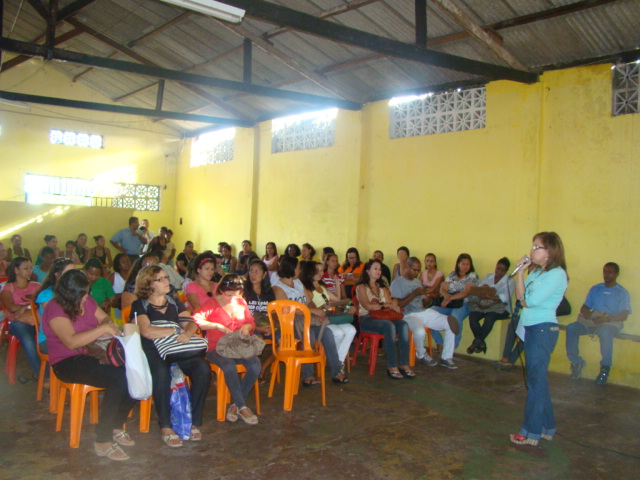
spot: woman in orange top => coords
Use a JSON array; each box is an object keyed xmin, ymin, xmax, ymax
[{"xmin": 338, "ymin": 247, "xmax": 364, "ymax": 298}]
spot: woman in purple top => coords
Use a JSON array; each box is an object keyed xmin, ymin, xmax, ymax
[{"xmin": 42, "ymin": 269, "xmax": 136, "ymax": 461}]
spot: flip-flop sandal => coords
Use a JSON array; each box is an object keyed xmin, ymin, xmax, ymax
[
  {"xmin": 95, "ymin": 443, "xmax": 130, "ymax": 461},
  {"xmin": 113, "ymin": 430, "xmax": 135, "ymax": 446},
  {"xmin": 162, "ymin": 434, "xmax": 183, "ymax": 448},
  {"xmin": 302, "ymin": 378, "xmax": 321, "ymax": 387},
  {"xmin": 399, "ymin": 368, "xmax": 416, "ymax": 378},
  {"xmin": 190, "ymin": 427, "xmax": 202, "ymax": 441},
  {"xmin": 238, "ymin": 406, "xmax": 258, "ymax": 425},
  {"xmin": 226, "ymin": 404, "xmax": 239, "ymax": 423}
]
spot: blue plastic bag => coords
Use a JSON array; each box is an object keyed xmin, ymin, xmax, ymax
[{"xmin": 169, "ymin": 363, "xmax": 192, "ymax": 440}]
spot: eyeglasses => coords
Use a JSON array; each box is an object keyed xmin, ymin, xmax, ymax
[
  {"xmin": 153, "ymin": 275, "xmax": 170, "ymax": 283},
  {"xmin": 531, "ymin": 245, "xmax": 547, "ymax": 251}
]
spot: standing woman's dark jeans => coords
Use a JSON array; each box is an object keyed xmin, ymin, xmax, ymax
[
  {"xmin": 53, "ymin": 355, "xmax": 136, "ymax": 443},
  {"xmin": 468, "ymin": 310, "xmax": 510, "ymax": 347},
  {"xmin": 359, "ymin": 315, "xmax": 410, "ymax": 368},
  {"xmin": 141, "ymin": 338, "xmax": 211, "ymax": 429},
  {"xmin": 206, "ymin": 350, "xmax": 260, "ymax": 408}
]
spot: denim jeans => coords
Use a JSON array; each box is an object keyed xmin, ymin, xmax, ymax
[
  {"xmin": 519, "ymin": 322, "xmax": 559, "ymax": 441},
  {"xmin": 359, "ymin": 315, "xmax": 410, "ymax": 368},
  {"xmin": 502, "ymin": 317, "xmax": 524, "ymax": 364},
  {"xmin": 301, "ymin": 325, "xmax": 343, "ymax": 379},
  {"xmin": 468, "ymin": 310, "xmax": 510, "ymax": 346},
  {"xmin": 431, "ymin": 303, "xmax": 470, "ymax": 349},
  {"xmin": 565, "ymin": 321, "xmax": 619, "ymax": 367},
  {"xmin": 53, "ymin": 355, "xmax": 136, "ymax": 443},
  {"xmin": 206, "ymin": 350, "xmax": 260, "ymax": 409},
  {"xmin": 8, "ymin": 321, "xmax": 40, "ymax": 377}
]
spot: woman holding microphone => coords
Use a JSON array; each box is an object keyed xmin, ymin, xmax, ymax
[{"xmin": 510, "ymin": 232, "xmax": 567, "ymax": 446}]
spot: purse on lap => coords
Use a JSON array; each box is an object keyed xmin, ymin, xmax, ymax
[{"xmin": 151, "ymin": 319, "xmax": 208, "ymax": 361}]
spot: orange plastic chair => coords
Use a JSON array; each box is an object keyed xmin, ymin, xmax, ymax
[
  {"xmin": 210, "ymin": 363, "xmax": 261, "ymax": 421},
  {"xmin": 56, "ymin": 382, "xmax": 103, "ymax": 448},
  {"xmin": 121, "ymin": 305, "xmax": 131, "ymax": 324},
  {"xmin": 267, "ymin": 300, "xmax": 326, "ymax": 411},
  {"xmin": 408, "ymin": 327, "xmax": 434, "ymax": 360},
  {"xmin": 31, "ymin": 300, "xmax": 60, "ymax": 412},
  {"xmin": 1, "ymin": 305, "xmax": 20, "ymax": 384},
  {"xmin": 137, "ymin": 397, "xmax": 152, "ymax": 433}
]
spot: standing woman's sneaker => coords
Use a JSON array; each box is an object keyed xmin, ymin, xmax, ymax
[{"xmin": 595, "ymin": 366, "xmax": 610, "ymax": 386}]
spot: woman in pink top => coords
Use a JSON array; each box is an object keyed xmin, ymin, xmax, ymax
[
  {"xmin": 185, "ymin": 253, "xmax": 217, "ymax": 311},
  {"xmin": 0, "ymin": 257, "xmax": 41, "ymax": 379},
  {"xmin": 42, "ymin": 269, "xmax": 136, "ymax": 461},
  {"xmin": 420, "ymin": 253, "xmax": 444, "ymax": 307},
  {"xmin": 195, "ymin": 274, "xmax": 259, "ymax": 425}
]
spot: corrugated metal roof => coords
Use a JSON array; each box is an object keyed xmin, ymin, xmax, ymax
[{"xmin": 2, "ymin": 0, "xmax": 639, "ymax": 135}]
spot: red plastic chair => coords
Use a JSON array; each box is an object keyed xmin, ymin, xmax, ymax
[
  {"xmin": 210, "ymin": 363, "xmax": 261, "ymax": 422},
  {"xmin": 1, "ymin": 305, "xmax": 20, "ymax": 385},
  {"xmin": 267, "ymin": 300, "xmax": 326, "ymax": 411}
]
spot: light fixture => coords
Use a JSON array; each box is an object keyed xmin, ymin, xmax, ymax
[
  {"xmin": 158, "ymin": 0, "xmax": 245, "ymax": 23},
  {"xmin": 0, "ymin": 98, "xmax": 31, "ymax": 110}
]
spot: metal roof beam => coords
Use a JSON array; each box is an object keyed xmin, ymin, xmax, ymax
[
  {"xmin": 222, "ymin": 0, "xmax": 537, "ymax": 83},
  {"xmin": 0, "ymin": 37, "xmax": 363, "ymax": 110},
  {"xmin": 1, "ymin": 28, "xmax": 82, "ymax": 72},
  {"xmin": 0, "ymin": 90, "xmax": 253, "ymax": 125}
]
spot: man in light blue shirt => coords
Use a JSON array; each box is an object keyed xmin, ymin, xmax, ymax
[
  {"xmin": 110, "ymin": 216, "xmax": 147, "ymax": 259},
  {"xmin": 566, "ymin": 262, "xmax": 631, "ymax": 385}
]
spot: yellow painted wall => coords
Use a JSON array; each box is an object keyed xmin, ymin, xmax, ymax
[{"xmin": 0, "ymin": 62, "xmax": 181, "ymax": 251}]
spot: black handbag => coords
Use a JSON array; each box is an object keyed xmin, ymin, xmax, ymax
[{"xmin": 556, "ymin": 296, "xmax": 572, "ymax": 317}]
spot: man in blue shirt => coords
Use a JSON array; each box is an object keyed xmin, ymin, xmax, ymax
[
  {"xmin": 110, "ymin": 216, "xmax": 148, "ymax": 260},
  {"xmin": 566, "ymin": 262, "xmax": 631, "ymax": 385},
  {"xmin": 391, "ymin": 257, "xmax": 460, "ymax": 369}
]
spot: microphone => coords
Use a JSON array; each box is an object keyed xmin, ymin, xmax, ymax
[{"xmin": 509, "ymin": 256, "xmax": 530, "ymax": 277}]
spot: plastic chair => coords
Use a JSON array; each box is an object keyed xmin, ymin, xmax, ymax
[
  {"xmin": 56, "ymin": 381, "xmax": 103, "ymax": 448},
  {"xmin": 267, "ymin": 300, "xmax": 326, "ymax": 411},
  {"xmin": 408, "ymin": 327, "xmax": 434, "ymax": 360},
  {"xmin": 210, "ymin": 363, "xmax": 261, "ymax": 422},
  {"xmin": 1, "ymin": 305, "xmax": 20, "ymax": 385},
  {"xmin": 121, "ymin": 305, "xmax": 131, "ymax": 324},
  {"xmin": 31, "ymin": 300, "xmax": 60, "ymax": 412}
]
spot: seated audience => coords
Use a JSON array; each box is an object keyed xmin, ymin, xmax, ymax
[
  {"xmin": 321, "ymin": 246, "xmax": 335, "ymax": 264},
  {"xmin": 32, "ymin": 247, "xmax": 55, "ymax": 283},
  {"xmin": 75, "ymin": 233, "xmax": 90, "ymax": 264},
  {"xmin": 84, "ymin": 258, "xmax": 116, "ymax": 313},
  {"xmin": 5, "ymin": 234, "xmax": 32, "ymax": 262},
  {"xmin": 121, "ymin": 253, "xmax": 159, "ymax": 310},
  {"xmin": 244, "ymin": 260, "xmax": 276, "ymax": 384},
  {"xmin": 392, "ymin": 246, "xmax": 410, "ymax": 281},
  {"xmin": 63, "ymin": 240, "xmax": 81, "ymax": 265},
  {"xmin": 566, "ymin": 262, "xmax": 631, "ymax": 385},
  {"xmin": 372, "ymin": 250, "xmax": 391, "ymax": 285},
  {"xmin": 356, "ymin": 259, "xmax": 414, "ymax": 379},
  {"xmin": 322, "ymin": 253, "xmax": 347, "ymax": 299},
  {"xmin": 176, "ymin": 241, "xmax": 196, "ymax": 278},
  {"xmin": 109, "ymin": 253, "xmax": 131, "ymax": 300},
  {"xmin": 391, "ymin": 256, "xmax": 460, "ymax": 369},
  {"xmin": 300, "ymin": 261, "xmax": 354, "ymax": 381},
  {"xmin": 284, "ymin": 243, "xmax": 301, "ymax": 258},
  {"xmin": 36, "ymin": 235, "xmax": 61, "ymax": 265},
  {"xmin": 420, "ymin": 253, "xmax": 444, "ymax": 307},
  {"xmin": 237, "ymin": 240, "xmax": 256, "ymax": 274},
  {"xmin": 195, "ymin": 274, "xmax": 260, "ymax": 425},
  {"xmin": 431, "ymin": 253, "xmax": 479, "ymax": 350},
  {"xmin": 261, "ymin": 242, "xmax": 279, "ymax": 279},
  {"xmin": 89, "ymin": 235, "xmax": 113, "ymax": 273},
  {"xmin": 185, "ymin": 253, "xmax": 217, "ymax": 311},
  {"xmin": 165, "ymin": 229, "xmax": 176, "ymax": 266},
  {"xmin": 0, "ymin": 257, "xmax": 41, "ymax": 380},
  {"xmin": 220, "ymin": 243, "xmax": 237, "ymax": 274},
  {"xmin": 298, "ymin": 243, "xmax": 320, "ymax": 263},
  {"xmin": 338, "ymin": 247, "xmax": 364, "ymax": 297},
  {"xmin": 132, "ymin": 266, "xmax": 211, "ymax": 447},
  {"xmin": 272, "ymin": 256, "xmax": 343, "ymax": 386},
  {"xmin": 467, "ymin": 257, "xmax": 514, "ymax": 355},
  {"xmin": 42, "ymin": 269, "xmax": 136, "ymax": 461}
]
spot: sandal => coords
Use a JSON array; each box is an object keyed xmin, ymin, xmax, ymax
[
  {"xmin": 509, "ymin": 433, "xmax": 538, "ymax": 446},
  {"xmin": 257, "ymin": 374, "xmax": 268, "ymax": 387},
  {"xmin": 95, "ymin": 442, "xmax": 130, "ymax": 461},
  {"xmin": 162, "ymin": 434, "xmax": 183, "ymax": 448},
  {"xmin": 302, "ymin": 378, "xmax": 321, "ymax": 387},
  {"xmin": 112, "ymin": 430, "xmax": 135, "ymax": 446},
  {"xmin": 238, "ymin": 406, "xmax": 258, "ymax": 425},
  {"xmin": 398, "ymin": 367, "xmax": 416, "ymax": 379},
  {"xmin": 226, "ymin": 404, "xmax": 239, "ymax": 423},
  {"xmin": 387, "ymin": 369, "xmax": 403, "ymax": 380},
  {"xmin": 332, "ymin": 373, "xmax": 350, "ymax": 384},
  {"xmin": 189, "ymin": 426, "xmax": 202, "ymax": 441}
]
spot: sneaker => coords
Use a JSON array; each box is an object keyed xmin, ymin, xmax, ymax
[
  {"xmin": 440, "ymin": 358, "xmax": 458, "ymax": 370},
  {"xmin": 570, "ymin": 360, "xmax": 585, "ymax": 380},
  {"xmin": 595, "ymin": 366, "xmax": 610, "ymax": 386},
  {"xmin": 423, "ymin": 354, "xmax": 438, "ymax": 367}
]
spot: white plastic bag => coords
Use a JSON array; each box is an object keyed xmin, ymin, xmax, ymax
[{"xmin": 118, "ymin": 325, "xmax": 153, "ymax": 400}]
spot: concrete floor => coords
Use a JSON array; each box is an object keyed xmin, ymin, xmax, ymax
[{"xmin": 1, "ymin": 348, "xmax": 639, "ymax": 480}]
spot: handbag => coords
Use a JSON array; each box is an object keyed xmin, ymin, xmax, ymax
[
  {"xmin": 370, "ymin": 307, "xmax": 403, "ymax": 321},
  {"xmin": 151, "ymin": 319, "xmax": 208, "ymax": 361},
  {"xmin": 216, "ymin": 330, "xmax": 266, "ymax": 359},
  {"xmin": 444, "ymin": 298, "xmax": 464, "ymax": 309},
  {"xmin": 556, "ymin": 296, "xmax": 572, "ymax": 317},
  {"xmin": 169, "ymin": 364, "xmax": 192, "ymax": 440},
  {"xmin": 328, "ymin": 313, "xmax": 354, "ymax": 325}
]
